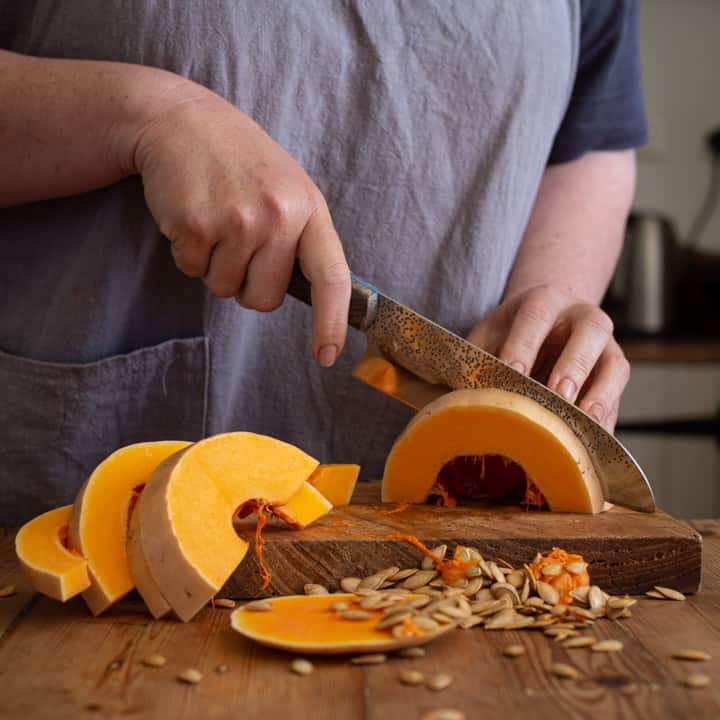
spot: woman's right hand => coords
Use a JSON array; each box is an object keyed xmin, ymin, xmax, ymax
[{"xmin": 132, "ymin": 87, "xmax": 350, "ymax": 367}]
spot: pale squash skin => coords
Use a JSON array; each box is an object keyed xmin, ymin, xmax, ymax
[{"xmin": 382, "ymin": 388, "xmax": 605, "ymax": 514}]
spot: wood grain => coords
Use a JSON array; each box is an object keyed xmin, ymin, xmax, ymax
[{"xmin": 223, "ymin": 483, "xmax": 702, "ymax": 599}]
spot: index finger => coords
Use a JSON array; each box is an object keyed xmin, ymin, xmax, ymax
[{"xmin": 296, "ymin": 206, "xmax": 351, "ymax": 367}]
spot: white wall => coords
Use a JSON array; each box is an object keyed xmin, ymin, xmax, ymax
[{"xmin": 635, "ymin": 0, "xmax": 720, "ymax": 250}]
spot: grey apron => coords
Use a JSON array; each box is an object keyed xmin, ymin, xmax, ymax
[{"xmin": 0, "ymin": 1, "xmax": 579, "ymax": 524}]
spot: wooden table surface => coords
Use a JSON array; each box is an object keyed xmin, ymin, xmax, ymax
[{"xmin": 1, "ymin": 522, "xmax": 719, "ymax": 720}]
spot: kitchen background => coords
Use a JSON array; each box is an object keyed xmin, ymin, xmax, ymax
[{"xmin": 610, "ymin": 0, "xmax": 720, "ymax": 517}]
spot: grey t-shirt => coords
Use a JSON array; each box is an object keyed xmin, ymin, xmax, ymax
[{"xmin": 0, "ymin": 1, "xmax": 582, "ymax": 523}]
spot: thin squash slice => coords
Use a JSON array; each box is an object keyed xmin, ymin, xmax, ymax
[
  {"xmin": 230, "ymin": 594, "xmax": 453, "ymax": 654},
  {"xmin": 68, "ymin": 440, "xmax": 191, "ymax": 615},
  {"xmin": 132, "ymin": 432, "xmax": 319, "ymax": 622},
  {"xmin": 273, "ymin": 482, "xmax": 333, "ymax": 529},
  {"xmin": 383, "ymin": 388, "xmax": 604, "ymax": 513},
  {"xmin": 307, "ymin": 464, "xmax": 360, "ymax": 506},
  {"xmin": 15, "ymin": 505, "xmax": 90, "ymax": 602}
]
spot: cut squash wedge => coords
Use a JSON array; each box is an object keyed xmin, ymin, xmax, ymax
[
  {"xmin": 273, "ymin": 482, "xmax": 333, "ymax": 529},
  {"xmin": 307, "ymin": 464, "xmax": 360, "ymax": 506},
  {"xmin": 68, "ymin": 440, "xmax": 191, "ymax": 615},
  {"xmin": 132, "ymin": 432, "xmax": 319, "ymax": 622},
  {"xmin": 15, "ymin": 505, "xmax": 90, "ymax": 602},
  {"xmin": 382, "ymin": 388, "xmax": 604, "ymax": 513}
]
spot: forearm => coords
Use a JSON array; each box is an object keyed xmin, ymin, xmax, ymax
[
  {"xmin": 0, "ymin": 50, "xmax": 201, "ymax": 207},
  {"xmin": 504, "ymin": 150, "xmax": 636, "ymax": 305}
]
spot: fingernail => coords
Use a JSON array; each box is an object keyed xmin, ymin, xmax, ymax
[
  {"xmin": 317, "ymin": 344, "xmax": 337, "ymax": 368},
  {"xmin": 510, "ymin": 361, "xmax": 526, "ymax": 374},
  {"xmin": 588, "ymin": 402, "xmax": 605, "ymax": 424},
  {"xmin": 557, "ymin": 378, "xmax": 576, "ymax": 401}
]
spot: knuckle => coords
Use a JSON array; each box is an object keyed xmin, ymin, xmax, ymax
[
  {"xmin": 170, "ymin": 240, "xmax": 207, "ymax": 278},
  {"xmin": 583, "ymin": 307, "xmax": 614, "ymax": 336},
  {"xmin": 226, "ymin": 203, "xmax": 258, "ymax": 235},
  {"xmin": 517, "ymin": 300, "xmax": 553, "ymax": 328},
  {"xmin": 259, "ymin": 189, "xmax": 292, "ymax": 229},
  {"xmin": 178, "ymin": 212, "xmax": 212, "ymax": 245}
]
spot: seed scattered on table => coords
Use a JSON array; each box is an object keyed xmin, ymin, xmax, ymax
[
  {"xmin": 592, "ymin": 639, "xmax": 624, "ymax": 653},
  {"xmin": 645, "ymin": 590, "xmax": 666, "ymax": 599},
  {"xmin": 399, "ymin": 669, "xmax": 425, "ymax": 685},
  {"xmin": 340, "ymin": 577, "xmax": 362, "ymax": 593},
  {"xmin": 421, "ymin": 710, "xmax": 465, "ymax": 720},
  {"xmin": 0, "ymin": 584, "xmax": 17, "ymax": 598},
  {"xmin": 304, "ymin": 583, "xmax": 329, "ymax": 595},
  {"xmin": 213, "ymin": 598, "xmax": 236, "ymax": 608},
  {"xmin": 502, "ymin": 644, "xmax": 526, "ymax": 658},
  {"xmin": 108, "ymin": 660, "xmax": 123, "ymax": 671},
  {"xmin": 290, "ymin": 659, "xmax": 314, "ymax": 676},
  {"xmin": 395, "ymin": 647, "xmax": 426, "ymax": 659},
  {"xmin": 350, "ymin": 653, "xmax": 387, "ymax": 665},
  {"xmin": 683, "ymin": 673, "xmax": 711, "ymax": 689},
  {"xmin": 141, "ymin": 654, "xmax": 166, "ymax": 668},
  {"xmin": 654, "ymin": 586, "xmax": 686, "ymax": 601},
  {"xmin": 562, "ymin": 636, "xmax": 596, "ymax": 649},
  {"xmin": 427, "ymin": 673, "xmax": 454, "ymax": 691},
  {"xmin": 550, "ymin": 663, "xmax": 580, "ymax": 680},
  {"xmin": 177, "ymin": 668, "xmax": 203, "ymax": 684},
  {"xmin": 244, "ymin": 600, "xmax": 272, "ymax": 612},
  {"xmin": 672, "ymin": 649, "xmax": 712, "ymax": 662}
]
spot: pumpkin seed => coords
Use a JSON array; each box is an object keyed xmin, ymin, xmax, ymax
[
  {"xmin": 607, "ymin": 596, "xmax": 636, "ymax": 610},
  {"xmin": 475, "ymin": 588, "xmax": 494, "ymax": 602},
  {"xmin": 422, "ymin": 545, "xmax": 447, "ymax": 570},
  {"xmin": 291, "ymin": 659, "xmax": 314, "ymax": 676},
  {"xmin": 644, "ymin": 589, "xmax": 666, "ymax": 599},
  {"xmin": 591, "ymin": 639, "xmax": 623, "ymax": 653},
  {"xmin": 457, "ymin": 547, "xmax": 472, "ymax": 563},
  {"xmin": 654, "ymin": 586, "xmax": 686, "ymax": 601},
  {"xmin": 491, "ymin": 582, "xmax": 521, "ymax": 605},
  {"xmin": 354, "ymin": 588, "xmax": 381, "ymax": 597},
  {"xmin": 507, "ymin": 616, "xmax": 536, "ymax": 630},
  {"xmin": 350, "ymin": 653, "xmax": 387, "ymax": 665},
  {"xmin": 523, "ymin": 564, "xmax": 538, "ymax": 592},
  {"xmin": 562, "ymin": 636, "xmax": 596, "ymax": 649},
  {"xmin": 537, "ymin": 581, "xmax": 559, "ymax": 606},
  {"xmin": 340, "ymin": 577, "xmax": 362, "ymax": 593},
  {"xmin": 564, "ymin": 561, "xmax": 587, "ymax": 575},
  {"xmin": 466, "ymin": 565, "xmax": 483, "ymax": 579},
  {"xmin": 376, "ymin": 612, "xmax": 413, "ymax": 630},
  {"xmin": 503, "ymin": 644, "xmax": 526, "ymax": 658},
  {"xmin": 449, "ymin": 578, "xmax": 468, "ymax": 589},
  {"xmin": 431, "ymin": 612, "xmax": 455, "ymax": 625},
  {"xmin": 141, "ymin": 654, "xmax": 166, "ymax": 668},
  {"xmin": 329, "ymin": 601, "xmax": 350, "ymax": 612},
  {"xmin": 177, "ymin": 668, "xmax": 203, "ymax": 684},
  {"xmin": 588, "ymin": 585, "xmax": 606, "ymax": 612},
  {"xmin": 463, "ymin": 578, "xmax": 484, "ymax": 596},
  {"xmin": 358, "ymin": 574, "xmax": 387, "ymax": 591},
  {"xmin": 414, "ymin": 616, "xmax": 441, "ymax": 633},
  {"xmin": 520, "ymin": 576, "xmax": 531, "ymax": 603},
  {"xmin": 421, "ymin": 711, "xmax": 465, "ymax": 720},
  {"xmin": 401, "ymin": 570, "xmax": 439, "ymax": 590},
  {"xmin": 550, "ymin": 605, "xmax": 568, "ymax": 617},
  {"xmin": 389, "ymin": 568, "xmax": 418, "ymax": 582},
  {"xmin": 395, "ymin": 646, "xmax": 426, "ymax": 659},
  {"xmin": 550, "ymin": 662, "xmax": 580, "ymax": 680},
  {"xmin": 213, "ymin": 598, "xmax": 236, "ymax": 609},
  {"xmin": 570, "ymin": 606, "xmax": 597, "ymax": 622},
  {"xmin": 405, "ymin": 596, "xmax": 432, "ymax": 610},
  {"xmin": 340, "ymin": 609, "xmax": 373, "ymax": 621},
  {"xmin": 458, "ymin": 615, "xmax": 484, "ymax": 629},
  {"xmin": 541, "ymin": 564, "xmax": 563, "ymax": 577},
  {"xmin": 506, "ymin": 570, "xmax": 525, "ymax": 588},
  {"xmin": 672, "ymin": 649, "xmax": 712, "ymax": 662},
  {"xmin": 683, "ymin": 673, "xmax": 711, "ymax": 689},
  {"xmin": 399, "ymin": 669, "xmax": 425, "ymax": 685},
  {"xmin": 427, "ymin": 673, "xmax": 454, "ymax": 691},
  {"xmin": 570, "ymin": 586, "xmax": 590, "ymax": 605},
  {"xmin": 0, "ymin": 584, "xmax": 17, "ymax": 598},
  {"xmin": 524, "ymin": 596, "xmax": 547, "ymax": 609},
  {"xmin": 304, "ymin": 583, "xmax": 329, "ymax": 595},
  {"xmin": 244, "ymin": 600, "xmax": 272, "ymax": 611},
  {"xmin": 487, "ymin": 562, "xmax": 506, "ymax": 585},
  {"xmin": 484, "ymin": 608, "xmax": 517, "ymax": 630},
  {"xmin": 437, "ymin": 604, "xmax": 471, "ymax": 620}
]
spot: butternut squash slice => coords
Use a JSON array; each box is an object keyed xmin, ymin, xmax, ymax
[
  {"xmin": 307, "ymin": 464, "xmax": 360, "ymax": 506},
  {"xmin": 383, "ymin": 388, "xmax": 604, "ymax": 514},
  {"xmin": 133, "ymin": 432, "xmax": 319, "ymax": 622},
  {"xmin": 273, "ymin": 482, "xmax": 333, "ymax": 529},
  {"xmin": 230, "ymin": 594, "xmax": 453, "ymax": 654},
  {"xmin": 68, "ymin": 440, "xmax": 191, "ymax": 615},
  {"xmin": 15, "ymin": 505, "xmax": 90, "ymax": 602}
]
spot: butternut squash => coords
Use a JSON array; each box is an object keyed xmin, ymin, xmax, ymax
[
  {"xmin": 68, "ymin": 440, "xmax": 191, "ymax": 615},
  {"xmin": 131, "ymin": 432, "xmax": 319, "ymax": 622},
  {"xmin": 383, "ymin": 388, "xmax": 604, "ymax": 513},
  {"xmin": 273, "ymin": 482, "xmax": 333, "ymax": 529},
  {"xmin": 15, "ymin": 505, "xmax": 90, "ymax": 602},
  {"xmin": 230, "ymin": 594, "xmax": 453, "ymax": 654},
  {"xmin": 307, "ymin": 464, "xmax": 360, "ymax": 506}
]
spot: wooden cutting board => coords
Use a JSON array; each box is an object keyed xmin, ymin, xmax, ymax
[{"xmin": 223, "ymin": 482, "xmax": 702, "ymax": 599}]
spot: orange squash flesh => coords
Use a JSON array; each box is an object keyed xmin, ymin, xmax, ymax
[
  {"xmin": 272, "ymin": 482, "xmax": 333, "ymax": 529},
  {"xmin": 15, "ymin": 505, "xmax": 90, "ymax": 602},
  {"xmin": 307, "ymin": 464, "xmax": 360, "ymax": 506},
  {"xmin": 230, "ymin": 594, "xmax": 453, "ymax": 654},
  {"xmin": 383, "ymin": 389, "xmax": 604, "ymax": 513},
  {"xmin": 67, "ymin": 440, "xmax": 191, "ymax": 615},
  {"xmin": 133, "ymin": 432, "xmax": 319, "ymax": 622}
]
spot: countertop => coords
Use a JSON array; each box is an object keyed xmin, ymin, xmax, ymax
[{"xmin": 1, "ymin": 522, "xmax": 719, "ymax": 720}]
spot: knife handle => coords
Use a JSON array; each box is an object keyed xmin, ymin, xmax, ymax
[{"xmin": 287, "ymin": 261, "xmax": 378, "ymax": 331}]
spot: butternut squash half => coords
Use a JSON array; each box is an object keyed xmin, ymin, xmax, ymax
[
  {"xmin": 382, "ymin": 388, "xmax": 604, "ymax": 513},
  {"xmin": 307, "ymin": 464, "xmax": 360, "ymax": 506},
  {"xmin": 15, "ymin": 505, "xmax": 90, "ymax": 602},
  {"xmin": 68, "ymin": 440, "xmax": 191, "ymax": 615},
  {"xmin": 132, "ymin": 432, "xmax": 319, "ymax": 622}
]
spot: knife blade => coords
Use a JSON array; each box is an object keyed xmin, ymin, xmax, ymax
[{"xmin": 287, "ymin": 266, "xmax": 655, "ymax": 512}]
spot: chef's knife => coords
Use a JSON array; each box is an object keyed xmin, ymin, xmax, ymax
[{"xmin": 287, "ymin": 266, "xmax": 655, "ymax": 512}]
